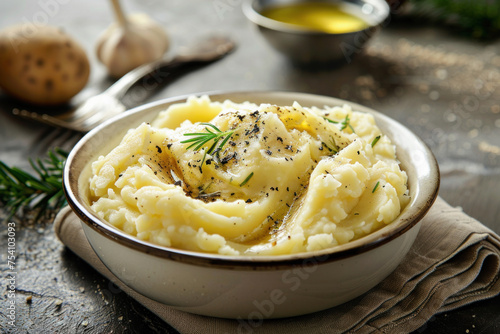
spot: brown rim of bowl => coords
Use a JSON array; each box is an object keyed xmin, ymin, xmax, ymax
[
  {"xmin": 242, "ymin": 0, "xmax": 391, "ymax": 36},
  {"xmin": 63, "ymin": 90, "xmax": 440, "ymax": 270}
]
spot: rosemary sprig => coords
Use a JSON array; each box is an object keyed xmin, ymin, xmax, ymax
[
  {"xmin": 324, "ymin": 115, "xmax": 355, "ymax": 133},
  {"xmin": 182, "ymin": 123, "xmax": 235, "ymax": 172},
  {"xmin": 372, "ymin": 181, "xmax": 380, "ymax": 193},
  {"xmin": 339, "ymin": 115, "xmax": 355, "ymax": 133},
  {"xmin": 181, "ymin": 123, "xmax": 235, "ymax": 155},
  {"xmin": 0, "ymin": 148, "xmax": 68, "ymax": 221}
]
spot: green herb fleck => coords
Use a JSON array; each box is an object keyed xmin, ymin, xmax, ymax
[
  {"xmin": 324, "ymin": 118, "xmax": 338, "ymax": 124},
  {"xmin": 372, "ymin": 181, "xmax": 380, "ymax": 193},
  {"xmin": 371, "ymin": 135, "xmax": 381, "ymax": 148},
  {"xmin": 239, "ymin": 172, "xmax": 254, "ymax": 187}
]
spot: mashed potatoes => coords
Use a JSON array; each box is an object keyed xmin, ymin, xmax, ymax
[{"xmin": 89, "ymin": 96, "xmax": 410, "ymax": 255}]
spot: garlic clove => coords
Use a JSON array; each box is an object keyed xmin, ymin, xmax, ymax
[{"xmin": 96, "ymin": 13, "xmax": 169, "ymax": 78}]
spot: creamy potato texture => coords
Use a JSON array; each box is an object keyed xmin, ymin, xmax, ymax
[{"xmin": 89, "ymin": 96, "xmax": 410, "ymax": 255}]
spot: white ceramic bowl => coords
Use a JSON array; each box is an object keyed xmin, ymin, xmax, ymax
[{"xmin": 63, "ymin": 91, "xmax": 439, "ymax": 319}]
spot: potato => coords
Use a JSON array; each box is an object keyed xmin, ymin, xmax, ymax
[{"xmin": 0, "ymin": 24, "xmax": 90, "ymax": 106}]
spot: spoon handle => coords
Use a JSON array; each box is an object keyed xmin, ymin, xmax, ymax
[{"xmin": 104, "ymin": 36, "xmax": 235, "ymax": 100}]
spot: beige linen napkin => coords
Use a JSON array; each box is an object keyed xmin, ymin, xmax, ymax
[{"xmin": 54, "ymin": 197, "xmax": 500, "ymax": 334}]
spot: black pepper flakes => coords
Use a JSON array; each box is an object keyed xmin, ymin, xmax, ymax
[
  {"xmin": 245, "ymin": 124, "xmax": 260, "ymax": 136},
  {"xmin": 221, "ymin": 152, "xmax": 237, "ymax": 164}
]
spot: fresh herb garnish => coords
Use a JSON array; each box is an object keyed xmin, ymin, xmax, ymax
[
  {"xmin": 239, "ymin": 172, "xmax": 254, "ymax": 187},
  {"xmin": 181, "ymin": 123, "xmax": 235, "ymax": 172},
  {"xmin": 324, "ymin": 115, "xmax": 355, "ymax": 133},
  {"xmin": 372, "ymin": 181, "xmax": 380, "ymax": 193},
  {"xmin": 371, "ymin": 135, "xmax": 381, "ymax": 148},
  {"xmin": 339, "ymin": 115, "xmax": 355, "ymax": 133},
  {"xmin": 181, "ymin": 123, "xmax": 235, "ymax": 154},
  {"xmin": 0, "ymin": 148, "xmax": 68, "ymax": 221}
]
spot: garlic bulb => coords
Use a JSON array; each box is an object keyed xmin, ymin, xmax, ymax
[{"xmin": 96, "ymin": 0, "xmax": 169, "ymax": 78}]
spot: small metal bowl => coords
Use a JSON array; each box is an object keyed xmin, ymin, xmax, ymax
[{"xmin": 243, "ymin": 0, "xmax": 390, "ymax": 66}]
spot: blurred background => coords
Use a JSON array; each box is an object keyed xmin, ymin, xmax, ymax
[{"xmin": 1, "ymin": 0, "xmax": 499, "ymax": 332}]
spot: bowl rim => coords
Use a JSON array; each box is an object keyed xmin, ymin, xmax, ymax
[
  {"xmin": 63, "ymin": 90, "xmax": 440, "ymax": 269},
  {"xmin": 242, "ymin": 0, "xmax": 391, "ymax": 36}
]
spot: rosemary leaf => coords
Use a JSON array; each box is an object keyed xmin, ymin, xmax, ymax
[
  {"xmin": 324, "ymin": 118, "xmax": 338, "ymax": 124},
  {"xmin": 239, "ymin": 172, "xmax": 254, "ymax": 187},
  {"xmin": 0, "ymin": 148, "xmax": 68, "ymax": 221}
]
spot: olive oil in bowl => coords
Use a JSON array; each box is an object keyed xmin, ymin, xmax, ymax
[
  {"xmin": 261, "ymin": 2, "xmax": 369, "ymax": 34},
  {"xmin": 243, "ymin": 0, "xmax": 390, "ymax": 65}
]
